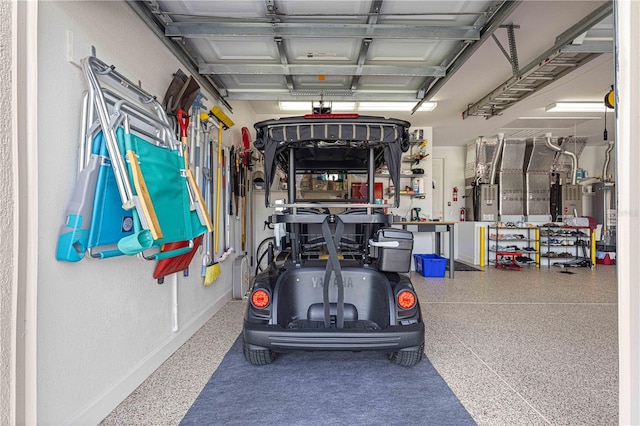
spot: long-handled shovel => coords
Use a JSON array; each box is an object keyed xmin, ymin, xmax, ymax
[
  {"xmin": 241, "ymin": 127, "xmax": 252, "ymax": 252},
  {"xmin": 199, "ymin": 117, "xmax": 213, "ymax": 278},
  {"xmin": 199, "ymin": 115, "xmax": 220, "ymax": 285},
  {"xmin": 177, "ymin": 109, "xmax": 213, "ymax": 232},
  {"xmin": 201, "ymin": 106, "xmax": 235, "ymax": 285},
  {"xmin": 241, "ymin": 159, "xmax": 247, "ymax": 252},
  {"xmin": 233, "ymin": 147, "xmax": 240, "ymax": 218},
  {"xmin": 204, "ymin": 123, "xmax": 225, "ymax": 285}
]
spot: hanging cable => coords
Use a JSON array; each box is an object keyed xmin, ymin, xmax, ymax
[{"xmin": 603, "ymin": 104, "xmax": 608, "ymax": 141}]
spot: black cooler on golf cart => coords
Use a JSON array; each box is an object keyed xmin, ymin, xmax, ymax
[
  {"xmin": 374, "ymin": 228, "xmax": 414, "ymax": 272},
  {"xmin": 243, "ymin": 114, "xmax": 424, "ymax": 366}
]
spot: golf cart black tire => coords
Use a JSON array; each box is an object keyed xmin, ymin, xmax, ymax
[
  {"xmin": 390, "ymin": 346, "xmax": 424, "ymax": 367},
  {"xmin": 243, "ymin": 341, "xmax": 277, "ymax": 365}
]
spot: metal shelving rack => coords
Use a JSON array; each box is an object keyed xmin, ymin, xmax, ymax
[
  {"xmin": 487, "ymin": 225, "xmax": 540, "ymax": 269},
  {"xmin": 539, "ymin": 226, "xmax": 594, "ymax": 268},
  {"xmin": 379, "ymin": 140, "xmax": 426, "ymax": 199}
]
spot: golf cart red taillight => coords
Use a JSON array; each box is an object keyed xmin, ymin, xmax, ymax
[
  {"xmin": 251, "ymin": 289, "xmax": 270, "ymax": 308},
  {"xmin": 397, "ymin": 290, "xmax": 416, "ymax": 310}
]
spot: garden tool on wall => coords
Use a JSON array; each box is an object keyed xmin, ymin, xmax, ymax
[
  {"xmin": 205, "ymin": 130, "xmax": 223, "ymax": 286},
  {"xmin": 204, "ymin": 105, "xmax": 235, "ymax": 285},
  {"xmin": 162, "ymin": 69, "xmax": 187, "ymax": 113},
  {"xmin": 229, "ymin": 147, "xmax": 236, "ymax": 217},
  {"xmin": 198, "ymin": 113, "xmax": 220, "ymax": 284},
  {"xmin": 232, "ymin": 146, "xmax": 240, "ymax": 218},
  {"xmin": 199, "ymin": 113, "xmax": 214, "ymax": 278},
  {"xmin": 241, "ymin": 127, "xmax": 252, "ymax": 252},
  {"xmin": 177, "ymin": 109, "xmax": 214, "ymax": 232},
  {"xmin": 162, "ymin": 70, "xmax": 200, "ymax": 116},
  {"xmin": 218, "ymin": 146, "xmax": 234, "ymax": 262},
  {"xmin": 225, "ymin": 146, "xmax": 233, "ymax": 253},
  {"xmin": 162, "ymin": 71, "xmax": 200, "ymax": 139}
]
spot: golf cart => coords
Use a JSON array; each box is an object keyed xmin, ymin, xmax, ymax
[{"xmin": 243, "ymin": 113, "xmax": 425, "ymax": 366}]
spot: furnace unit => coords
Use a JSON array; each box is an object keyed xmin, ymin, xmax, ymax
[
  {"xmin": 523, "ymin": 138, "xmax": 557, "ymax": 221},
  {"xmin": 465, "ymin": 136, "xmax": 502, "ymax": 221},
  {"xmin": 499, "ymin": 139, "xmax": 527, "ymax": 220},
  {"xmin": 549, "ymin": 136, "xmax": 587, "ymax": 220}
]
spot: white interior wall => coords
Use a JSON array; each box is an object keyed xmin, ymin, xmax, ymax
[
  {"xmin": 36, "ymin": 2, "xmax": 256, "ymax": 424},
  {"xmin": 1, "ymin": 1, "xmax": 14, "ymax": 424},
  {"xmin": 616, "ymin": 1, "xmax": 640, "ymax": 422},
  {"xmin": 580, "ymin": 144, "xmax": 617, "ymax": 180},
  {"xmin": 433, "ymin": 146, "xmax": 466, "ymax": 222},
  {"xmin": 431, "ymin": 146, "xmax": 466, "ymax": 260}
]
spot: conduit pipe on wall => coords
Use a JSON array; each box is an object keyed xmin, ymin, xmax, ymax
[
  {"xmin": 489, "ymin": 132, "xmax": 505, "ymax": 184},
  {"xmin": 172, "ymin": 275, "xmax": 178, "ymax": 332},
  {"xmin": 472, "ymin": 137, "xmax": 483, "ymax": 188},
  {"xmin": 545, "ymin": 132, "xmax": 577, "ymax": 185}
]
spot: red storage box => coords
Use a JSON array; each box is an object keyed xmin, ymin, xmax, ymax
[{"xmin": 351, "ymin": 182, "xmax": 383, "ymax": 201}]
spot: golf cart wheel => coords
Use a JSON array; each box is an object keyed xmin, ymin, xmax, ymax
[
  {"xmin": 243, "ymin": 341, "xmax": 277, "ymax": 365},
  {"xmin": 390, "ymin": 345, "xmax": 424, "ymax": 367}
]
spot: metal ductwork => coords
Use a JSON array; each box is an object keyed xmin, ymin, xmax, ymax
[
  {"xmin": 592, "ymin": 140, "xmax": 616, "ymax": 244},
  {"xmin": 552, "ymin": 136, "xmax": 588, "ymax": 185},
  {"xmin": 465, "ymin": 135, "xmax": 502, "ymax": 221},
  {"xmin": 546, "ymin": 133, "xmax": 586, "ymax": 219},
  {"xmin": 546, "ymin": 133, "xmax": 578, "ymax": 185},
  {"xmin": 465, "ymin": 136, "xmax": 501, "ymax": 184},
  {"xmin": 490, "ymin": 133, "xmax": 505, "ymax": 185},
  {"xmin": 524, "ymin": 137, "xmax": 557, "ymax": 219},
  {"xmin": 603, "ymin": 140, "xmax": 615, "ymax": 181},
  {"xmin": 498, "ymin": 139, "xmax": 526, "ymax": 218}
]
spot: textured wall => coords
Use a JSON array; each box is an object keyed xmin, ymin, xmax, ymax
[
  {"xmin": 0, "ymin": 0, "xmax": 14, "ymax": 425},
  {"xmin": 36, "ymin": 2, "xmax": 257, "ymax": 423}
]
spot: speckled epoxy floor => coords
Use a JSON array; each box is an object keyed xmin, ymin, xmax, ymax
[{"xmin": 101, "ymin": 265, "xmax": 618, "ymax": 425}]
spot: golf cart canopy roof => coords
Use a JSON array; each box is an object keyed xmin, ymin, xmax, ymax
[{"xmin": 254, "ymin": 114, "xmax": 411, "ymax": 205}]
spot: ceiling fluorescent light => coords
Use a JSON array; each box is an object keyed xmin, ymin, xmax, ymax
[
  {"xmin": 545, "ymin": 102, "xmax": 604, "ymax": 112},
  {"xmin": 279, "ymin": 101, "xmax": 355, "ymax": 111},
  {"xmin": 280, "ymin": 101, "xmax": 437, "ymax": 112},
  {"xmin": 518, "ymin": 116, "xmax": 601, "ymax": 120},
  {"xmin": 279, "ymin": 102, "xmax": 308, "ymax": 111},
  {"xmin": 358, "ymin": 102, "xmax": 437, "ymax": 112}
]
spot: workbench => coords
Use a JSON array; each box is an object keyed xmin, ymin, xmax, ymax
[{"xmin": 393, "ymin": 221, "xmax": 456, "ymax": 278}]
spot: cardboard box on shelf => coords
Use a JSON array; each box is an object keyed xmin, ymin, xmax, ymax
[{"xmin": 313, "ymin": 181, "xmax": 328, "ymax": 191}]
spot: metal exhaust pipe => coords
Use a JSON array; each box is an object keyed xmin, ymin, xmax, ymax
[
  {"xmin": 603, "ymin": 140, "xmax": 615, "ymax": 181},
  {"xmin": 489, "ymin": 133, "xmax": 505, "ymax": 185},
  {"xmin": 545, "ymin": 133, "xmax": 577, "ymax": 185}
]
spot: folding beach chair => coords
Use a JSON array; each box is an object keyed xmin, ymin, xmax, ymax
[
  {"xmin": 57, "ymin": 55, "xmax": 211, "ymax": 268},
  {"xmin": 115, "ymin": 123, "xmax": 208, "ymax": 260}
]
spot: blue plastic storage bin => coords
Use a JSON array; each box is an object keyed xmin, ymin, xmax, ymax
[{"xmin": 413, "ymin": 254, "xmax": 447, "ymax": 277}]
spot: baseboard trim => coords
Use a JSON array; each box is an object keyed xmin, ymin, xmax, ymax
[
  {"xmin": 65, "ymin": 289, "xmax": 232, "ymax": 425},
  {"xmin": 458, "ymin": 255, "xmax": 477, "ymax": 265}
]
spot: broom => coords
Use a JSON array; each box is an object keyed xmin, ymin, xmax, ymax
[
  {"xmin": 200, "ymin": 115, "xmax": 216, "ymax": 284},
  {"xmin": 205, "ymin": 107, "xmax": 235, "ymax": 285},
  {"xmin": 204, "ymin": 117, "xmax": 222, "ymax": 285}
]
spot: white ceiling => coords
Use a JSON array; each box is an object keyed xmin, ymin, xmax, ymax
[{"xmin": 135, "ymin": 0, "xmax": 615, "ymax": 146}]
